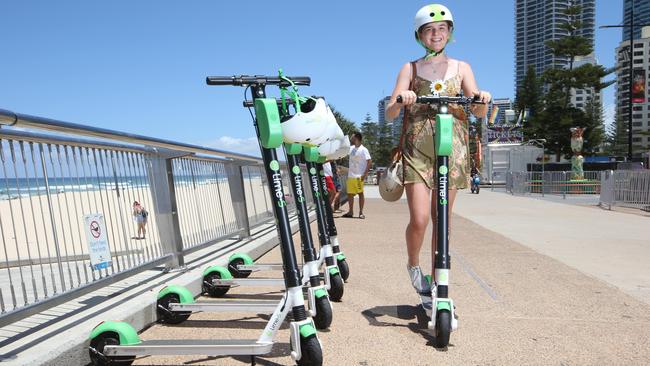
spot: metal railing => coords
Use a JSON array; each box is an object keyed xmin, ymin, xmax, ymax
[
  {"xmin": 600, "ymin": 170, "xmax": 650, "ymax": 211},
  {"xmin": 505, "ymin": 171, "xmax": 602, "ymax": 198},
  {"xmin": 0, "ymin": 108, "xmax": 306, "ymax": 326}
]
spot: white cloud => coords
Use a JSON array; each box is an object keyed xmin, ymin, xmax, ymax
[{"xmin": 205, "ymin": 136, "xmax": 261, "ymax": 157}]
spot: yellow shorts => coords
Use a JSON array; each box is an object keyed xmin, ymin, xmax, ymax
[{"xmin": 346, "ymin": 177, "xmax": 365, "ymax": 195}]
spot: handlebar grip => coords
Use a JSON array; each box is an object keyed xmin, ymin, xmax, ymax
[
  {"xmin": 206, "ymin": 76, "xmax": 240, "ymax": 85},
  {"xmin": 287, "ymin": 77, "xmax": 311, "ymax": 86},
  {"xmin": 396, "ymin": 96, "xmax": 403, "ymax": 103}
]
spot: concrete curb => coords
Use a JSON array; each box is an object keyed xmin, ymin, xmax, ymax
[{"xmin": 4, "ymin": 214, "xmax": 308, "ymax": 366}]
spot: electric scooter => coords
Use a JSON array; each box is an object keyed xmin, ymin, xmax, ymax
[
  {"xmin": 397, "ymin": 93, "xmax": 481, "ymax": 348},
  {"xmin": 88, "ymin": 75, "xmax": 323, "ymax": 366},
  {"xmin": 317, "ymin": 162, "xmax": 349, "ymax": 281}
]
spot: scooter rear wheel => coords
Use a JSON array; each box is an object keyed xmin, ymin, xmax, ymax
[
  {"xmin": 228, "ymin": 257, "xmax": 252, "ymax": 278},
  {"xmin": 434, "ymin": 310, "xmax": 452, "ymax": 348},
  {"xmin": 203, "ymin": 273, "xmax": 230, "ymax": 297},
  {"xmin": 157, "ymin": 293, "xmax": 191, "ymax": 324},
  {"xmin": 89, "ymin": 332, "xmax": 135, "ymax": 366}
]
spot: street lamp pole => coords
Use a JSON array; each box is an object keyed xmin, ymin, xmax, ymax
[{"xmin": 601, "ymin": 0, "xmax": 650, "ymax": 161}]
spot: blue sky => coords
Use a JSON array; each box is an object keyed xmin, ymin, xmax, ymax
[{"xmin": 1, "ymin": 1, "xmax": 623, "ymax": 155}]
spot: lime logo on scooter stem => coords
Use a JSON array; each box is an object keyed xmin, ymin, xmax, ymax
[
  {"xmin": 439, "ymin": 164, "xmax": 448, "ymax": 206},
  {"xmin": 270, "ymin": 160, "xmax": 286, "ymax": 208},
  {"xmin": 310, "ymin": 173, "xmax": 320, "ymax": 197},
  {"xmin": 309, "ymin": 167, "xmax": 316, "ymax": 175},
  {"xmin": 292, "ymin": 166, "xmax": 305, "ymax": 203}
]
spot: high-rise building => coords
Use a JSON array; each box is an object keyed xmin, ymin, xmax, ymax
[
  {"xmin": 515, "ymin": 0, "xmax": 595, "ymax": 94},
  {"xmin": 569, "ymin": 54, "xmax": 602, "ymax": 111},
  {"xmin": 623, "ymin": 0, "xmax": 650, "ymax": 41},
  {"xmin": 616, "ymin": 26, "xmax": 650, "ymax": 151},
  {"xmin": 378, "ymin": 96, "xmax": 404, "ymax": 144}
]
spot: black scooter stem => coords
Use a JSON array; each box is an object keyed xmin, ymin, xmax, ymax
[
  {"xmin": 250, "ymin": 85, "xmax": 302, "ymax": 291},
  {"xmin": 284, "ymin": 150, "xmax": 318, "ymax": 263},
  {"xmin": 306, "ymin": 161, "xmax": 334, "ymax": 266}
]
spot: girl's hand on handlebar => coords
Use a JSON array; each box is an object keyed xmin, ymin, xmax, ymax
[
  {"xmin": 396, "ymin": 90, "xmax": 417, "ymax": 105},
  {"xmin": 472, "ymin": 90, "xmax": 492, "ymax": 104}
]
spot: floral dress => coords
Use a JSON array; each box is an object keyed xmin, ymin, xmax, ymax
[{"xmin": 401, "ymin": 65, "xmax": 471, "ymax": 190}]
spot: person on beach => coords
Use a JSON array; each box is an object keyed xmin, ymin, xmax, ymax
[
  {"xmin": 343, "ymin": 132, "xmax": 371, "ymax": 219},
  {"xmin": 384, "ymin": 4, "xmax": 491, "ymax": 312},
  {"xmin": 132, "ymin": 201, "xmax": 148, "ymax": 239}
]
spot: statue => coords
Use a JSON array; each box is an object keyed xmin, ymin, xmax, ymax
[{"xmin": 570, "ymin": 127, "xmax": 586, "ymax": 180}]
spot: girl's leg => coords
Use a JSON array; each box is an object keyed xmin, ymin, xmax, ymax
[
  {"xmin": 430, "ymin": 188, "xmax": 457, "ymax": 278},
  {"xmin": 142, "ymin": 223, "xmax": 146, "ymax": 238},
  {"xmin": 405, "ymin": 183, "xmax": 431, "ymax": 267}
]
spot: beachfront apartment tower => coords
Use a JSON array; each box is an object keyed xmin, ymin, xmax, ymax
[
  {"xmin": 623, "ymin": 0, "xmax": 650, "ymax": 41},
  {"xmin": 378, "ymin": 96, "xmax": 404, "ymax": 144},
  {"xmin": 515, "ymin": 0, "xmax": 595, "ymax": 93},
  {"xmin": 616, "ymin": 26, "xmax": 650, "ymax": 151}
]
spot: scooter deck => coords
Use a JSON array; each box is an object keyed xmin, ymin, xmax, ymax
[
  {"xmin": 104, "ymin": 339, "xmax": 274, "ymax": 356},
  {"xmin": 213, "ymin": 278, "xmax": 284, "ymax": 287},
  {"xmin": 169, "ymin": 300, "xmax": 278, "ymax": 313},
  {"xmin": 237, "ymin": 263, "xmax": 284, "ymax": 271}
]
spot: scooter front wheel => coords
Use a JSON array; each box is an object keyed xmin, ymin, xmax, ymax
[
  {"xmin": 338, "ymin": 259, "xmax": 350, "ymax": 282},
  {"xmin": 296, "ymin": 335, "xmax": 323, "ymax": 366},
  {"xmin": 434, "ymin": 310, "xmax": 452, "ymax": 348},
  {"xmin": 313, "ymin": 296, "xmax": 333, "ymax": 330},
  {"xmin": 328, "ymin": 273, "xmax": 344, "ymax": 302}
]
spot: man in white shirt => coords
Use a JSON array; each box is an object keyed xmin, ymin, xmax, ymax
[{"xmin": 343, "ymin": 132, "xmax": 372, "ymax": 219}]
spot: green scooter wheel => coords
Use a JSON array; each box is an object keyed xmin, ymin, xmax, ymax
[
  {"xmin": 89, "ymin": 332, "xmax": 135, "ymax": 366},
  {"xmin": 328, "ymin": 273, "xmax": 344, "ymax": 302},
  {"xmin": 296, "ymin": 334, "xmax": 323, "ymax": 366},
  {"xmin": 313, "ymin": 296, "xmax": 333, "ymax": 330},
  {"xmin": 157, "ymin": 293, "xmax": 191, "ymax": 324},
  {"xmin": 228, "ymin": 257, "xmax": 252, "ymax": 278},
  {"xmin": 434, "ymin": 310, "xmax": 452, "ymax": 348},
  {"xmin": 338, "ymin": 259, "xmax": 349, "ymax": 282},
  {"xmin": 202, "ymin": 272, "xmax": 230, "ymax": 297}
]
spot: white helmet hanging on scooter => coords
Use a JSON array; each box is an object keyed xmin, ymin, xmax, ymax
[
  {"xmin": 311, "ymin": 107, "xmax": 344, "ymax": 146},
  {"xmin": 280, "ymin": 98, "xmax": 330, "ymax": 145}
]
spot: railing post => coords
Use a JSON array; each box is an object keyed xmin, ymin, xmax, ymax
[
  {"xmin": 225, "ymin": 161, "xmax": 251, "ymax": 238},
  {"xmin": 147, "ymin": 149, "xmax": 186, "ymax": 268}
]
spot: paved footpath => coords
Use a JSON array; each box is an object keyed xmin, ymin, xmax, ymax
[{"xmin": 133, "ymin": 193, "xmax": 650, "ymax": 365}]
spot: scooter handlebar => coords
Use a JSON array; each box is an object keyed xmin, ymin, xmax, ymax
[
  {"xmin": 206, "ymin": 75, "xmax": 311, "ymax": 87},
  {"xmin": 395, "ymin": 95, "xmax": 483, "ymax": 105}
]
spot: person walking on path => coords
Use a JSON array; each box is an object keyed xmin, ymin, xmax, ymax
[
  {"xmin": 343, "ymin": 132, "xmax": 372, "ymax": 219},
  {"xmin": 384, "ymin": 3, "xmax": 491, "ymax": 312},
  {"xmin": 132, "ymin": 201, "xmax": 149, "ymax": 239}
]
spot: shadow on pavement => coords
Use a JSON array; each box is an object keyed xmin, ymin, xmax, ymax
[{"xmin": 361, "ymin": 305, "xmax": 453, "ymax": 351}]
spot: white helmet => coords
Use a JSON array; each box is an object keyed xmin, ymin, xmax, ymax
[
  {"xmin": 280, "ymin": 98, "xmax": 330, "ymax": 145},
  {"xmin": 414, "ymin": 4, "xmax": 454, "ymax": 58},
  {"xmin": 311, "ymin": 114, "xmax": 344, "ymax": 146},
  {"xmin": 414, "ymin": 4, "xmax": 454, "ymax": 35},
  {"xmin": 327, "ymin": 136, "xmax": 351, "ymax": 160},
  {"xmin": 318, "ymin": 138, "xmax": 342, "ymax": 157}
]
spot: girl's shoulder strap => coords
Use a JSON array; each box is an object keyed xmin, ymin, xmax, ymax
[{"xmin": 409, "ymin": 61, "xmax": 418, "ymax": 90}]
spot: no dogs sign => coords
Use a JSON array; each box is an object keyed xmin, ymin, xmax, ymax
[{"xmin": 84, "ymin": 213, "xmax": 112, "ymax": 270}]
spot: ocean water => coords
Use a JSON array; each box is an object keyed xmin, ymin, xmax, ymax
[{"xmin": 0, "ymin": 175, "xmax": 234, "ymax": 200}]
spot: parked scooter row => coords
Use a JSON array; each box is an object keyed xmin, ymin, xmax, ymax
[{"xmin": 88, "ymin": 72, "xmax": 351, "ymax": 366}]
